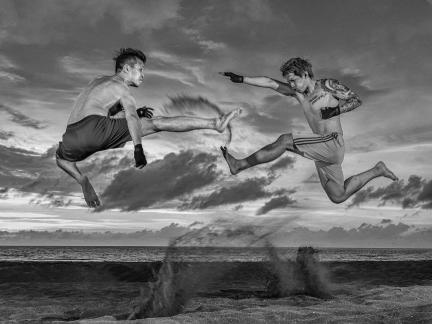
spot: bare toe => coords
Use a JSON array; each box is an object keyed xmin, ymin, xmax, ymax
[
  {"xmin": 220, "ymin": 146, "xmax": 227, "ymax": 155},
  {"xmin": 376, "ymin": 161, "xmax": 398, "ymax": 181},
  {"xmin": 81, "ymin": 177, "xmax": 100, "ymax": 208}
]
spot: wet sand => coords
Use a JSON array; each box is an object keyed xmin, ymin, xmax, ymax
[{"xmin": 1, "ymin": 261, "xmax": 432, "ymax": 323}]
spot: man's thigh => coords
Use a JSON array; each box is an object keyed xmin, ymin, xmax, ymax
[
  {"xmin": 315, "ymin": 162, "xmax": 345, "ymax": 196},
  {"xmin": 140, "ymin": 118, "xmax": 158, "ymax": 136}
]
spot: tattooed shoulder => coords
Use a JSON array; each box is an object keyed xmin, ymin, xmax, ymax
[{"xmin": 320, "ymin": 78, "xmax": 354, "ymax": 100}]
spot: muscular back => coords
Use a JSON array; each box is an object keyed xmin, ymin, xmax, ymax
[{"xmin": 67, "ymin": 76, "xmax": 128, "ymax": 125}]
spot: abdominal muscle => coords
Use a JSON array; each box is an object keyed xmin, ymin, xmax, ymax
[{"xmin": 309, "ymin": 116, "xmax": 343, "ymax": 135}]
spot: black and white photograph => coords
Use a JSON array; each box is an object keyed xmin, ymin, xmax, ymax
[{"xmin": 0, "ymin": 0, "xmax": 431, "ymax": 322}]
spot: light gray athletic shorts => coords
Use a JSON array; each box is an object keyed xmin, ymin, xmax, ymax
[{"xmin": 289, "ymin": 132, "xmax": 345, "ymax": 188}]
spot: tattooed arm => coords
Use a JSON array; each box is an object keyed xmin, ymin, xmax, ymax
[{"xmin": 319, "ymin": 79, "xmax": 362, "ymax": 119}]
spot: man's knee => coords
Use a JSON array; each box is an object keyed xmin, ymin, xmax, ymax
[
  {"xmin": 276, "ymin": 133, "xmax": 294, "ymax": 150},
  {"xmin": 323, "ymin": 184, "xmax": 347, "ymax": 204},
  {"xmin": 55, "ymin": 152, "xmax": 63, "ymax": 166},
  {"xmin": 56, "ymin": 153, "xmax": 71, "ymax": 168},
  {"xmin": 327, "ymin": 191, "xmax": 347, "ymax": 204}
]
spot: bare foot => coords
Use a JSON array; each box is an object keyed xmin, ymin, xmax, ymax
[
  {"xmin": 376, "ymin": 161, "xmax": 398, "ymax": 181},
  {"xmin": 215, "ymin": 108, "xmax": 242, "ymax": 133},
  {"xmin": 220, "ymin": 146, "xmax": 241, "ymax": 175},
  {"xmin": 80, "ymin": 176, "xmax": 101, "ymax": 208}
]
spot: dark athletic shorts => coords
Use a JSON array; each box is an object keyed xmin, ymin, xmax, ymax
[{"xmin": 56, "ymin": 115, "xmax": 132, "ymax": 162}]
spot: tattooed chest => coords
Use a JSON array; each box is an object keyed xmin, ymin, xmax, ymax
[{"xmin": 308, "ymin": 91, "xmax": 338, "ymax": 110}]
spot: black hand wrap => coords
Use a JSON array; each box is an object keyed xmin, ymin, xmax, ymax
[
  {"xmin": 134, "ymin": 144, "xmax": 147, "ymax": 168},
  {"xmin": 223, "ymin": 72, "xmax": 244, "ymax": 83},
  {"xmin": 136, "ymin": 106, "xmax": 154, "ymax": 119},
  {"xmin": 320, "ymin": 106, "xmax": 341, "ymax": 120}
]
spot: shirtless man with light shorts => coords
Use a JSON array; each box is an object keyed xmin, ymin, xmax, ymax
[
  {"xmin": 56, "ymin": 48, "xmax": 240, "ymax": 208},
  {"xmin": 220, "ymin": 57, "xmax": 397, "ymax": 204}
]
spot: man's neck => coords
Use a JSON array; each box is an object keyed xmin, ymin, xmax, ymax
[
  {"xmin": 304, "ymin": 79, "xmax": 316, "ymax": 96},
  {"xmin": 114, "ymin": 73, "xmax": 129, "ymax": 87}
]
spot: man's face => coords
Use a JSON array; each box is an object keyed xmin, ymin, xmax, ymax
[
  {"xmin": 285, "ymin": 72, "xmax": 308, "ymax": 93},
  {"xmin": 126, "ymin": 60, "xmax": 145, "ymax": 87}
]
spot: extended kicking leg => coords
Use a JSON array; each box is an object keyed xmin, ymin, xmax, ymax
[
  {"xmin": 140, "ymin": 108, "xmax": 241, "ymax": 136},
  {"xmin": 323, "ymin": 161, "xmax": 398, "ymax": 204},
  {"xmin": 56, "ymin": 154, "xmax": 100, "ymax": 208},
  {"xmin": 221, "ymin": 133, "xmax": 294, "ymax": 175}
]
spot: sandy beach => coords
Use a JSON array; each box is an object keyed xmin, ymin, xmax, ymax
[{"xmin": 1, "ymin": 259, "xmax": 432, "ymax": 323}]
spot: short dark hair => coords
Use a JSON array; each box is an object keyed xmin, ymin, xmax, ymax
[
  {"xmin": 280, "ymin": 57, "xmax": 314, "ymax": 78},
  {"xmin": 113, "ymin": 48, "xmax": 147, "ymax": 72}
]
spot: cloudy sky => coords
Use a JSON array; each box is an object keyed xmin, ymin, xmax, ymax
[{"xmin": 0, "ymin": 0, "xmax": 431, "ymax": 244}]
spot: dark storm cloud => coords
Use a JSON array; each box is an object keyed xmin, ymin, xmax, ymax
[
  {"xmin": 0, "ymin": 143, "xmax": 132, "ymax": 200},
  {"xmin": 0, "ymin": 0, "xmax": 183, "ymax": 111},
  {"xmin": 233, "ymin": 204, "xmax": 243, "ymax": 211},
  {"xmin": 198, "ymin": 0, "xmax": 432, "ymax": 74},
  {"xmin": 0, "ymin": 144, "xmax": 79, "ymax": 194},
  {"xmin": 349, "ymin": 175, "xmax": 432, "ymax": 209},
  {"xmin": 0, "ymin": 1, "xmax": 182, "ymax": 46},
  {"xmin": 0, "ymin": 104, "xmax": 46, "ymax": 129},
  {"xmin": 99, "ymin": 150, "xmax": 222, "ymax": 211},
  {"xmin": 180, "ymin": 176, "xmax": 274, "ymax": 210},
  {"xmin": 417, "ymin": 180, "xmax": 432, "ymax": 209},
  {"xmin": 256, "ymin": 195, "xmax": 296, "ymax": 215},
  {"xmin": 180, "ymin": 173, "xmax": 296, "ymax": 211},
  {"xmin": 0, "ymin": 144, "xmax": 55, "ymax": 188},
  {"xmin": 0, "ymin": 130, "xmax": 14, "ymax": 140}
]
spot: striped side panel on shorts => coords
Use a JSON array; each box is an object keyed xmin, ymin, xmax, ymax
[{"xmin": 293, "ymin": 133, "xmax": 335, "ymax": 146}]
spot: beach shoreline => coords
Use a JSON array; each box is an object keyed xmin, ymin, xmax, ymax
[{"xmin": 1, "ymin": 260, "xmax": 432, "ymax": 323}]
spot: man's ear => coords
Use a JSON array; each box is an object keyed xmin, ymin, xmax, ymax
[{"xmin": 122, "ymin": 64, "xmax": 131, "ymax": 74}]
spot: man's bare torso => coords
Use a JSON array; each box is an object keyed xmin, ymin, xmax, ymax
[
  {"xmin": 67, "ymin": 76, "xmax": 128, "ymax": 125},
  {"xmin": 293, "ymin": 79, "xmax": 343, "ymax": 135}
]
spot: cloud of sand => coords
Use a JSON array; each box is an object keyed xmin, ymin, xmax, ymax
[{"xmin": 127, "ymin": 216, "xmax": 331, "ymax": 320}]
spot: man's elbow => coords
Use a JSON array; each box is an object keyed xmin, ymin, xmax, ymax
[
  {"xmin": 125, "ymin": 110, "xmax": 139, "ymax": 122},
  {"xmin": 125, "ymin": 111, "xmax": 142, "ymax": 129}
]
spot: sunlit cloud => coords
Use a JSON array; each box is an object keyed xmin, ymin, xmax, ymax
[
  {"xmin": 60, "ymin": 56, "xmax": 111, "ymax": 80},
  {"xmin": 0, "ymin": 71, "xmax": 25, "ymax": 82},
  {"xmin": 0, "ymin": 105, "xmax": 46, "ymax": 129}
]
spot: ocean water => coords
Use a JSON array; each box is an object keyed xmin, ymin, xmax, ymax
[{"xmin": 0, "ymin": 246, "xmax": 431, "ymax": 262}]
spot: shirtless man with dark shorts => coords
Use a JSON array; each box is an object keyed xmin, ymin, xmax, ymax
[
  {"xmin": 56, "ymin": 48, "xmax": 240, "ymax": 208},
  {"xmin": 220, "ymin": 57, "xmax": 397, "ymax": 204}
]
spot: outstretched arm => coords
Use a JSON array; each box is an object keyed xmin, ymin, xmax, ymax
[
  {"xmin": 220, "ymin": 72, "xmax": 296, "ymax": 96},
  {"xmin": 320, "ymin": 79, "xmax": 362, "ymax": 119}
]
